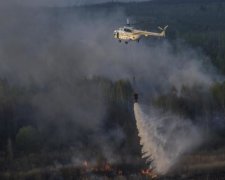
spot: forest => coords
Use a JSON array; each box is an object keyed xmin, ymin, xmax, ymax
[{"xmin": 1, "ymin": 0, "xmax": 225, "ymax": 179}]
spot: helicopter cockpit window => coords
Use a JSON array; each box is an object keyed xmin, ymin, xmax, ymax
[{"xmin": 124, "ymin": 28, "xmax": 132, "ymax": 33}]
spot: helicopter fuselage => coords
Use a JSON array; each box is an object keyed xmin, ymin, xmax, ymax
[
  {"xmin": 113, "ymin": 27, "xmax": 141, "ymax": 41},
  {"xmin": 113, "ymin": 25, "xmax": 168, "ymax": 43}
]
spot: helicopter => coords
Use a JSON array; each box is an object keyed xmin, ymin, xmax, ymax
[{"xmin": 113, "ymin": 19, "xmax": 168, "ymax": 44}]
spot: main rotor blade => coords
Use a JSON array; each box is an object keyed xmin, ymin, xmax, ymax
[
  {"xmin": 158, "ymin": 26, "xmax": 163, "ymax": 31},
  {"xmin": 126, "ymin": 18, "xmax": 130, "ymax": 26}
]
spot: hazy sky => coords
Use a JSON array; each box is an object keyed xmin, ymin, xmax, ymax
[{"xmin": 5, "ymin": 0, "xmax": 149, "ymax": 7}]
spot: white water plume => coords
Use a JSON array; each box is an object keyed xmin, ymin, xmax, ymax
[{"xmin": 134, "ymin": 102, "xmax": 202, "ymax": 174}]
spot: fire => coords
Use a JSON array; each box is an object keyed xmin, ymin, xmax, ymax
[
  {"xmin": 141, "ymin": 168, "xmax": 158, "ymax": 179},
  {"xmin": 81, "ymin": 161, "xmax": 158, "ymax": 178},
  {"xmin": 83, "ymin": 161, "xmax": 113, "ymax": 173},
  {"xmin": 102, "ymin": 162, "xmax": 112, "ymax": 171}
]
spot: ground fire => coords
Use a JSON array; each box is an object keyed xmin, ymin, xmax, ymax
[{"xmin": 80, "ymin": 160, "xmax": 157, "ymax": 179}]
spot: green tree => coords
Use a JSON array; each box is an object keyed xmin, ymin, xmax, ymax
[
  {"xmin": 16, "ymin": 126, "xmax": 40, "ymax": 153},
  {"xmin": 6, "ymin": 138, "xmax": 14, "ymax": 161},
  {"xmin": 211, "ymin": 82, "xmax": 225, "ymax": 112}
]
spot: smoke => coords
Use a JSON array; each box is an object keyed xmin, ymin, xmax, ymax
[
  {"xmin": 0, "ymin": 2, "xmax": 219, "ymax": 165},
  {"xmin": 60, "ymin": 14, "xmax": 215, "ymax": 95},
  {"xmin": 134, "ymin": 102, "xmax": 202, "ymax": 174},
  {"xmin": 0, "ymin": 6, "xmax": 215, "ymax": 91}
]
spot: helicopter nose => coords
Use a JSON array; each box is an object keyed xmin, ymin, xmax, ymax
[{"xmin": 113, "ymin": 31, "xmax": 118, "ymax": 38}]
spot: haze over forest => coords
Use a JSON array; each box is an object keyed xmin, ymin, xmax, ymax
[{"xmin": 1, "ymin": 0, "xmax": 225, "ymax": 179}]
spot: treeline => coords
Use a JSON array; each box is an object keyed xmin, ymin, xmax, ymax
[
  {"xmin": 153, "ymin": 82, "xmax": 225, "ymax": 136},
  {"xmin": 1, "ymin": 76, "xmax": 225, "ymax": 163},
  {"xmin": 0, "ymin": 78, "xmax": 141, "ymax": 173}
]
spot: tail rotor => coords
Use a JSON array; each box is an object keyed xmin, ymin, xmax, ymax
[{"xmin": 158, "ymin": 25, "xmax": 168, "ymax": 37}]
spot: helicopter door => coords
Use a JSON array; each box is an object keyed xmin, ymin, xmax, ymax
[{"xmin": 116, "ymin": 32, "xmax": 119, "ymax": 38}]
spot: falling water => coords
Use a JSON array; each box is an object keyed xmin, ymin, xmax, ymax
[{"xmin": 134, "ymin": 102, "xmax": 202, "ymax": 174}]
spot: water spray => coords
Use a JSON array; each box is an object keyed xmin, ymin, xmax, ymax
[{"xmin": 133, "ymin": 95, "xmax": 202, "ymax": 175}]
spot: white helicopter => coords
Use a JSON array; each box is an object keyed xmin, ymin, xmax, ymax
[{"xmin": 113, "ymin": 19, "xmax": 168, "ymax": 44}]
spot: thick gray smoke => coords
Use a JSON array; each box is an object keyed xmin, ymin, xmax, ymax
[
  {"xmin": 0, "ymin": 3, "xmax": 218, "ymax": 164},
  {"xmin": 61, "ymin": 15, "xmax": 215, "ymax": 95},
  {"xmin": 134, "ymin": 103, "xmax": 202, "ymax": 174},
  {"xmin": 0, "ymin": 7, "xmax": 215, "ymax": 91}
]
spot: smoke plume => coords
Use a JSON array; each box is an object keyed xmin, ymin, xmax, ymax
[{"xmin": 0, "ymin": 3, "xmax": 219, "ymax": 165}]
